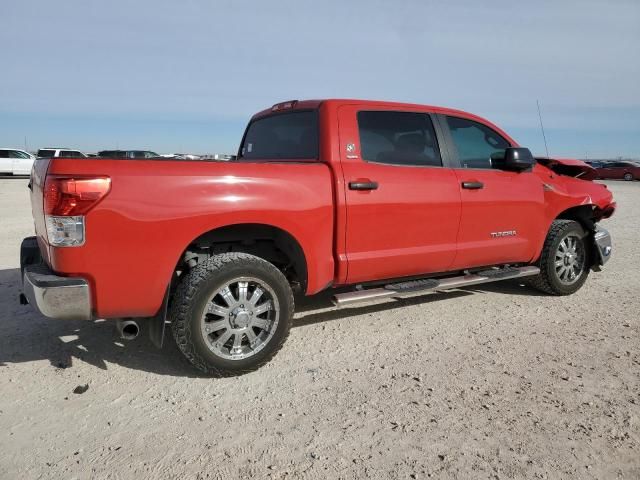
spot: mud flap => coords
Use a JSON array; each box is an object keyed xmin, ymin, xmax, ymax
[{"xmin": 149, "ymin": 288, "xmax": 169, "ymax": 349}]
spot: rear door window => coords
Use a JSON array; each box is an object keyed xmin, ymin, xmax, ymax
[
  {"xmin": 11, "ymin": 150, "xmax": 30, "ymax": 159},
  {"xmin": 60, "ymin": 150, "xmax": 83, "ymax": 158},
  {"xmin": 37, "ymin": 150, "xmax": 55, "ymax": 158},
  {"xmin": 445, "ymin": 116, "xmax": 511, "ymax": 169},
  {"xmin": 357, "ymin": 111, "xmax": 442, "ymax": 167},
  {"xmin": 240, "ymin": 110, "xmax": 318, "ymax": 160}
]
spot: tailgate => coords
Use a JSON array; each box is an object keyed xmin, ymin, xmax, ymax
[{"xmin": 29, "ymin": 158, "xmax": 51, "ymax": 266}]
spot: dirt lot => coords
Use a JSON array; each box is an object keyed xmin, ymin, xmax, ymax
[{"xmin": 0, "ymin": 178, "xmax": 638, "ymax": 479}]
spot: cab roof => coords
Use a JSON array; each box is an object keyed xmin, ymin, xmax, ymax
[
  {"xmin": 251, "ymin": 99, "xmax": 517, "ymax": 146},
  {"xmin": 253, "ymin": 98, "xmax": 495, "ymax": 119}
]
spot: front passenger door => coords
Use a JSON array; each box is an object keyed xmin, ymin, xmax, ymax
[{"xmin": 438, "ymin": 115, "xmax": 545, "ymax": 269}]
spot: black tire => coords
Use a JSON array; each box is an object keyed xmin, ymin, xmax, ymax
[
  {"xmin": 170, "ymin": 252, "xmax": 294, "ymax": 375},
  {"xmin": 623, "ymin": 172, "xmax": 633, "ymax": 181},
  {"xmin": 528, "ymin": 220, "xmax": 590, "ymax": 295}
]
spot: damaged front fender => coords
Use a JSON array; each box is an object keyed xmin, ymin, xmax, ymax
[{"xmin": 536, "ymin": 157, "xmax": 598, "ymax": 180}]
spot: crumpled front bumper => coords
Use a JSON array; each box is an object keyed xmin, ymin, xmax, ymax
[
  {"xmin": 593, "ymin": 226, "xmax": 612, "ymax": 267},
  {"xmin": 20, "ymin": 236, "xmax": 92, "ymax": 320}
]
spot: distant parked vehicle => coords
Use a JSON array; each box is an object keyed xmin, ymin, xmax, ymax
[
  {"xmin": 97, "ymin": 150, "xmax": 160, "ymax": 159},
  {"xmin": 172, "ymin": 153, "xmax": 202, "ymax": 160},
  {"xmin": 37, "ymin": 148, "xmax": 87, "ymax": 158},
  {"xmin": 592, "ymin": 161, "xmax": 640, "ymax": 181},
  {"xmin": 0, "ymin": 148, "xmax": 35, "ymax": 175},
  {"xmin": 200, "ymin": 154, "xmax": 236, "ymax": 161},
  {"xmin": 584, "ymin": 160, "xmax": 607, "ymax": 169}
]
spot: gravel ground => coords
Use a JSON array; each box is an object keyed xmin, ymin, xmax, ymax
[{"xmin": 0, "ymin": 178, "xmax": 638, "ymax": 479}]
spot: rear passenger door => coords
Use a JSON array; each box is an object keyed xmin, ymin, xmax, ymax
[
  {"xmin": 338, "ymin": 105, "xmax": 461, "ymax": 284},
  {"xmin": 436, "ymin": 114, "xmax": 545, "ymax": 269},
  {"xmin": 0, "ymin": 150, "xmax": 11, "ymax": 173},
  {"xmin": 597, "ymin": 163, "xmax": 614, "ymax": 178},
  {"xmin": 9, "ymin": 150, "xmax": 34, "ymax": 175},
  {"xmin": 612, "ymin": 162, "xmax": 628, "ymax": 179}
]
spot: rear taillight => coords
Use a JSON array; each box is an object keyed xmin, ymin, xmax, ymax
[
  {"xmin": 43, "ymin": 176, "xmax": 111, "ymax": 247},
  {"xmin": 44, "ymin": 176, "xmax": 111, "ymax": 216}
]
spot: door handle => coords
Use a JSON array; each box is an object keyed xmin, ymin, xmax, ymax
[
  {"xmin": 461, "ymin": 181, "xmax": 484, "ymax": 190},
  {"xmin": 349, "ymin": 181, "xmax": 378, "ymax": 191}
]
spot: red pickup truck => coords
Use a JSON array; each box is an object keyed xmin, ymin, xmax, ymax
[{"xmin": 20, "ymin": 99, "xmax": 616, "ymax": 375}]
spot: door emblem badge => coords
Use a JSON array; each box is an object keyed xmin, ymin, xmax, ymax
[
  {"xmin": 490, "ymin": 230, "xmax": 517, "ymax": 238},
  {"xmin": 345, "ymin": 143, "xmax": 359, "ymax": 159}
]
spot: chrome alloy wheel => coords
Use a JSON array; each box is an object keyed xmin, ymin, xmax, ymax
[
  {"xmin": 554, "ymin": 234, "xmax": 586, "ymax": 285},
  {"xmin": 200, "ymin": 277, "xmax": 280, "ymax": 360}
]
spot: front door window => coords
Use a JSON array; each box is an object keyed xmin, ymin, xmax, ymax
[{"xmin": 445, "ymin": 116, "xmax": 511, "ymax": 169}]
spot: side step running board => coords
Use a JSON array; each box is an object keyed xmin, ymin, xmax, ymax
[{"xmin": 332, "ymin": 266, "xmax": 540, "ymax": 308}]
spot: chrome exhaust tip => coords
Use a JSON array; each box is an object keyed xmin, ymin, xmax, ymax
[{"xmin": 116, "ymin": 319, "xmax": 140, "ymax": 340}]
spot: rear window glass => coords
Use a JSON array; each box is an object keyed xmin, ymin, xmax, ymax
[
  {"xmin": 37, "ymin": 150, "xmax": 55, "ymax": 158},
  {"xmin": 240, "ymin": 111, "xmax": 318, "ymax": 160}
]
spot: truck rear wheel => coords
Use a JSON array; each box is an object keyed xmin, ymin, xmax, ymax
[
  {"xmin": 528, "ymin": 220, "xmax": 590, "ymax": 295},
  {"xmin": 170, "ymin": 253, "xmax": 294, "ymax": 375}
]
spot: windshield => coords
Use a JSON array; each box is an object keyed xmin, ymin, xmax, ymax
[{"xmin": 239, "ymin": 110, "xmax": 318, "ymax": 160}]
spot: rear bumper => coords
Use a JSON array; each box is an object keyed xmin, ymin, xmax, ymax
[
  {"xmin": 593, "ymin": 226, "xmax": 612, "ymax": 266},
  {"xmin": 20, "ymin": 236, "xmax": 92, "ymax": 320}
]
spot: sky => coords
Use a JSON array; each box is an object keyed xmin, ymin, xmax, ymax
[{"xmin": 1, "ymin": 0, "xmax": 639, "ymax": 158}]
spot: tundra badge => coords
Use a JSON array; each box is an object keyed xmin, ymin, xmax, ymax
[{"xmin": 490, "ymin": 230, "xmax": 517, "ymax": 238}]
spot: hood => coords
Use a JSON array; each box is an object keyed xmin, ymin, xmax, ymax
[{"xmin": 536, "ymin": 157, "xmax": 598, "ymax": 181}]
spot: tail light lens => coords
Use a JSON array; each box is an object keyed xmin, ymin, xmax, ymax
[
  {"xmin": 46, "ymin": 216, "xmax": 85, "ymax": 247},
  {"xmin": 44, "ymin": 176, "xmax": 111, "ymax": 216},
  {"xmin": 44, "ymin": 176, "xmax": 111, "ymax": 247}
]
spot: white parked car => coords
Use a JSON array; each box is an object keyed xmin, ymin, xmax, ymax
[
  {"xmin": 0, "ymin": 148, "xmax": 36, "ymax": 175},
  {"xmin": 172, "ymin": 153, "xmax": 202, "ymax": 160},
  {"xmin": 37, "ymin": 148, "xmax": 87, "ymax": 158}
]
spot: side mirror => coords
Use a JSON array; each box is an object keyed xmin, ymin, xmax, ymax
[{"xmin": 501, "ymin": 147, "xmax": 535, "ymax": 172}]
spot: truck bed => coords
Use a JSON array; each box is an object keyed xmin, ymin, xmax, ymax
[{"xmin": 31, "ymin": 157, "xmax": 335, "ymax": 318}]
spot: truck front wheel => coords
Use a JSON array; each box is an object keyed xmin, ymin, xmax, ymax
[
  {"xmin": 170, "ymin": 253, "xmax": 294, "ymax": 375},
  {"xmin": 528, "ymin": 220, "xmax": 590, "ymax": 295}
]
